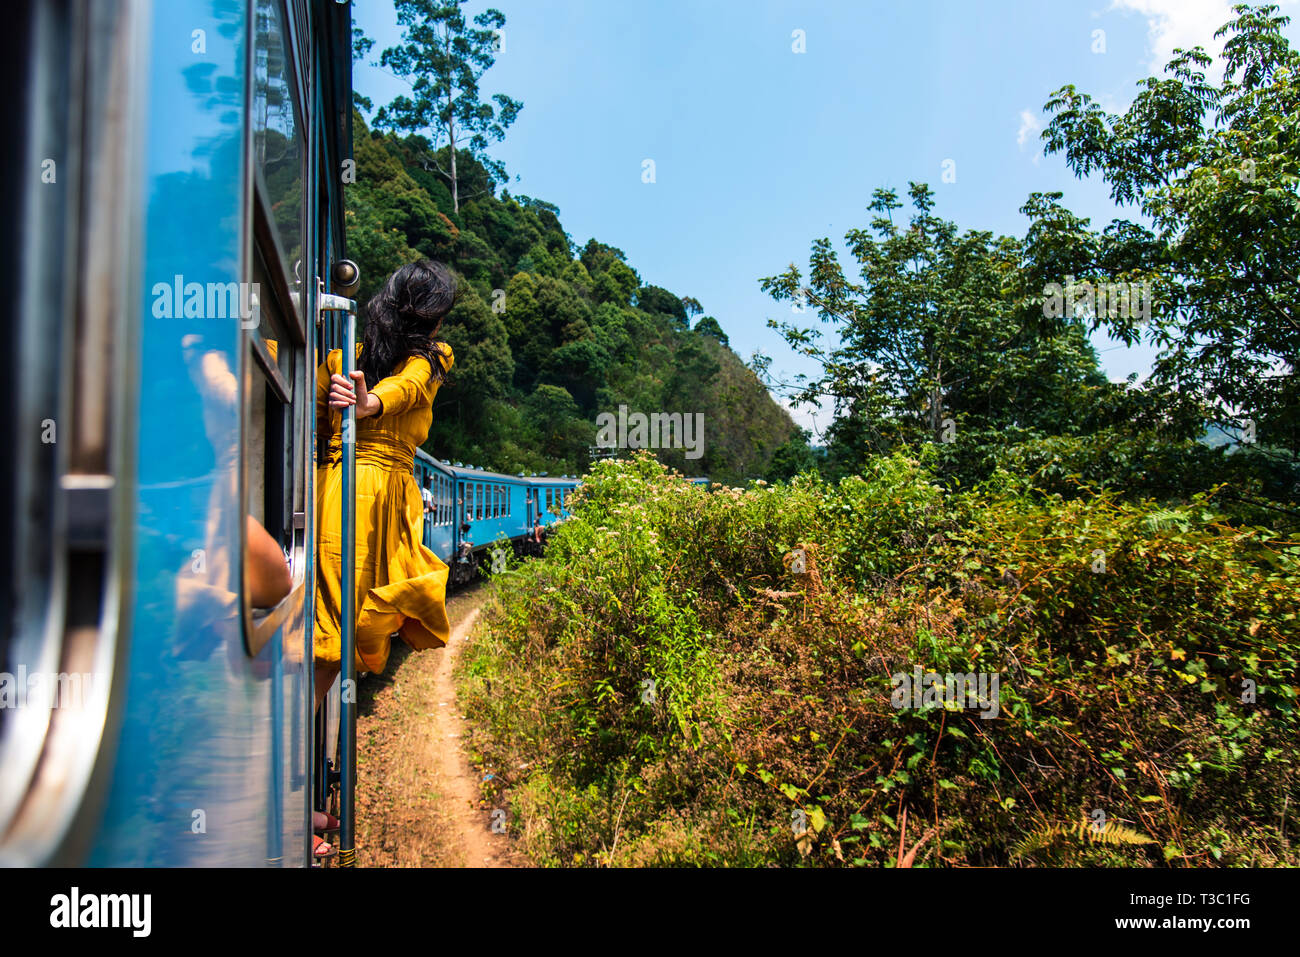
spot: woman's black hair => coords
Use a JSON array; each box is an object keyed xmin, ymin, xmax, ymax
[{"xmin": 358, "ymin": 259, "xmax": 456, "ymax": 389}]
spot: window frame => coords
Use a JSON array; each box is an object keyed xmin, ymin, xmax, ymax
[{"xmin": 241, "ymin": 0, "xmax": 312, "ymax": 658}]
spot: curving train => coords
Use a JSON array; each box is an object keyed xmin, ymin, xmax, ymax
[{"xmin": 414, "ymin": 452, "xmax": 579, "ymax": 587}]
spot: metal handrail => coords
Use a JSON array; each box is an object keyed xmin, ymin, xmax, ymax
[{"xmin": 319, "ymin": 290, "xmax": 357, "ymax": 867}]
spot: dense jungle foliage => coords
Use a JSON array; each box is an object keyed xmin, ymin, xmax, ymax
[{"xmin": 461, "ymin": 454, "xmax": 1299, "ymax": 866}]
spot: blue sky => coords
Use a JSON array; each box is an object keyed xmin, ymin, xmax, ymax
[{"xmin": 353, "ymin": 0, "xmax": 1300, "ymax": 436}]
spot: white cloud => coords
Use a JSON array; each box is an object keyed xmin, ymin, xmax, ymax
[
  {"xmin": 1110, "ymin": 0, "xmax": 1298, "ymax": 75},
  {"xmin": 1017, "ymin": 109, "xmax": 1044, "ymax": 164},
  {"xmin": 1017, "ymin": 109, "xmax": 1041, "ymax": 147}
]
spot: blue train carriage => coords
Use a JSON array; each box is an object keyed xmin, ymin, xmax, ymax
[
  {"xmin": 435, "ymin": 464, "xmax": 523, "ymax": 584},
  {"xmin": 0, "ymin": 0, "xmax": 357, "ymax": 866},
  {"xmin": 413, "ymin": 449, "xmax": 459, "ymax": 564},
  {"xmin": 524, "ymin": 474, "xmax": 581, "ymax": 528}
]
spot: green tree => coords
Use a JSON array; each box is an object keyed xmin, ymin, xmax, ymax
[
  {"xmin": 761, "ymin": 184, "xmax": 1104, "ymax": 472},
  {"xmin": 376, "ymin": 0, "xmax": 522, "ymax": 212},
  {"xmin": 766, "ymin": 430, "xmax": 818, "ymax": 481},
  {"xmin": 1041, "ymin": 2, "xmax": 1299, "ymax": 458},
  {"xmin": 694, "ymin": 315, "xmax": 729, "ymax": 346}
]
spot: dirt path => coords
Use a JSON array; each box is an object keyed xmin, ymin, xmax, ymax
[{"xmin": 355, "ymin": 585, "xmax": 525, "ymax": 867}]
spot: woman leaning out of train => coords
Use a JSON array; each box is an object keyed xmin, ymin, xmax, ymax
[{"xmin": 312, "ymin": 259, "xmax": 458, "ymax": 858}]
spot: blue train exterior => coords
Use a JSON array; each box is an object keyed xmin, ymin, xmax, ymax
[
  {"xmin": 413, "ymin": 450, "xmax": 580, "ymax": 582},
  {"xmin": 1, "ymin": 0, "xmax": 356, "ymax": 866}
]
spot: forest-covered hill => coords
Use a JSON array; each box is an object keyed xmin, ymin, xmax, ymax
[{"xmin": 344, "ymin": 111, "xmax": 802, "ymax": 483}]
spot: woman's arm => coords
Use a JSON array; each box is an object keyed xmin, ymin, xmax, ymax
[
  {"xmin": 367, "ymin": 355, "xmax": 436, "ymax": 418},
  {"xmin": 247, "ymin": 515, "xmax": 292, "ymax": 607},
  {"xmin": 327, "ymin": 347, "xmax": 452, "ymax": 420}
]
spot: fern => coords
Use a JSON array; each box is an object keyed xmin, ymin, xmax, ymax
[
  {"xmin": 1013, "ymin": 817, "xmax": 1156, "ymax": 860},
  {"xmin": 1139, "ymin": 509, "xmax": 1191, "ymax": 533}
]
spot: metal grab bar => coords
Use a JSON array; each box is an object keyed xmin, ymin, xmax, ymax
[{"xmin": 319, "ymin": 290, "xmax": 357, "ymax": 867}]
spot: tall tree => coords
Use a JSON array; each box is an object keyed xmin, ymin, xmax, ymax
[
  {"xmin": 376, "ymin": 0, "xmax": 522, "ymax": 213},
  {"xmin": 761, "ymin": 183, "xmax": 1105, "ymax": 466},
  {"xmin": 1041, "ymin": 3, "xmax": 1299, "ymax": 457}
]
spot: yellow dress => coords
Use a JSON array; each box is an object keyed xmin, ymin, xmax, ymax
[{"xmin": 313, "ymin": 343, "xmax": 454, "ymax": 672}]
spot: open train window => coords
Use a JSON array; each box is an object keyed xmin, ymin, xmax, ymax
[
  {"xmin": 242, "ymin": 244, "xmax": 305, "ymax": 657},
  {"xmin": 242, "ymin": 0, "xmax": 309, "ymax": 657}
]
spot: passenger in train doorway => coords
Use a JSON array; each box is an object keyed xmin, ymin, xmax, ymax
[
  {"xmin": 313, "ymin": 259, "xmax": 457, "ymax": 713},
  {"xmin": 421, "ymin": 475, "xmax": 435, "ymax": 539}
]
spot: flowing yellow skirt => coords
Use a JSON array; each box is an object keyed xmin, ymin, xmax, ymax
[{"xmin": 313, "ymin": 439, "xmax": 451, "ymax": 673}]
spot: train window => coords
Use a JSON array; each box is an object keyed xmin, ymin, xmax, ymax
[
  {"xmin": 253, "ymin": 0, "xmax": 305, "ymax": 319},
  {"xmin": 243, "ymin": 0, "xmax": 309, "ymax": 656},
  {"xmin": 477, "ymin": 483, "xmax": 484, "ymax": 520},
  {"xmin": 243, "ymin": 246, "xmax": 304, "ymax": 656}
]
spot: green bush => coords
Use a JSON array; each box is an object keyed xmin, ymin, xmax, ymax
[{"xmin": 458, "ymin": 454, "xmax": 1300, "ymax": 866}]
